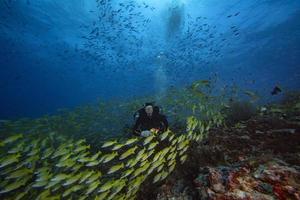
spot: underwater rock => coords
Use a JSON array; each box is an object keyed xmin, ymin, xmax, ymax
[
  {"xmin": 225, "ymin": 100, "xmax": 256, "ymax": 124},
  {"xmin": 155, "ymin": 179, "xmax": 195, "ymax": 200},
  {"xmin": 207, "ymin": 167, "xmax": 225, "ymax": 193},
  {"xmin": 153, "ymin": 101, "xmax": 300, "ymax": 200},
  {"xmin": 194, "ymin": 159, "xmax": 300, "ymax": 200}
]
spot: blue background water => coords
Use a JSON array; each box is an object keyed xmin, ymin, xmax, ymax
[{"xmin": 0, "ymin": 0, "xmax": 299, "ymax": 119}]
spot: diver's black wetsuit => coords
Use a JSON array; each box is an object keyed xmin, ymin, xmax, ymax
[{"xmin": 133, "ymin": 107, "xmax": 168, "ymax": 136}]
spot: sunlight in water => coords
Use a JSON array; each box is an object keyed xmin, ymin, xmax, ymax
[
  {"xmin": 155, "ymin": 52, "xmax": 168, "ymax": 100},
  {"xmin": 135, "ymin": 0, "xmax": 187, "ymax": 9}
]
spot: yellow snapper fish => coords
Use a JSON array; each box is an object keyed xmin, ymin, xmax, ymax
[
  {"xmin": 72, "ymin": 163, "xmax": 83, "ymax": 173},
  {"xmin": 179, "ymin": 146, "xmax": 189, "ymax": 156},
  {"xmin": 85, "ymin": 160, "xmax": 101, "ymax": 167},
  {"xmin": 141, "ymin": 149, "xmax": 154, "ymax": 162},
  {"xmin": 95, "ymin": 191, "xmax": 110, "ymax": 200},
  {"xmin": 47, "ymin": 194, "xmax": 61, "ymax": 200},
  {"xmin": 58, "ymin": 153, "xmax": 73, "ymax": 162},
  {"xmin": 153, "ymin": 171, "xmax": 167, "ymax": 183},
  {"xmin": 168, "ymin": 133, "xmax": 175, "ymax": 142},
  {"xmin": 55, "ymin": 158, "xmax": 76, "ymax": 168},
  {"xmin": 34, "ymin": 167, "xmax": 52, "ymax": 181},
  {"xmin": 35, "ymin": 189, "xmax": 51, "ymax": 200},
  {"xmin": 98, "ymin": 179, "xmax": 117, "ymax": 193},
  {"xmin": 86, "ymin": 180, "xmax": 100, "ymax": 195},
  {"xmin": 101, "ymin": 152, "xmax": 118, "ymax": 163},
  {"xmin": 132, "ymin": 162, "xmax": 150, "ymax": 178},
  {"xmin": 171, "ymin": 138, "xmax": 177, "ymax": 146},
  {"xmin": 159, "ymin": 147, "xmax": 171, "ymax": 159},
  {"xmin": 14, "ymin": 184, "xmax": 31, "ymax": 200},
  {"xmin": 177, "ymin": 134, "xmax": 187, "ymax": 143},
  {"xmin": 5, "ymin": 168, "xmax": 33, "ymax": 180},
  {"xmin": 180, "ymin": 154, "xmax": 188, "ymax": 164},
  {"xmin": 143, "ymin": 135, "xmax": 155, "ymax": 145},
  {"xmin": 77, "ymin": 156, "xmax": 92, "ymax": 163},
  {"xmin": 110, "ymin": 179, "xmax": 126, "ymax": 195},
  {"xmin": 148, "ymin": 141, "xmax": 158, "ymax": 150},
  {"xmin": 177, "ymin": 139, "xmax": 190, "ymax": 151},
  {"xmin": 119, "ymin": 146, "xmax": 138, "ymax": 160},
  {"xmin": 108, "ymin": 163, "xmax": 125, "ymax": 174},
  {"xmin": 101, "ymin": 140, "xmax": 118, "ymax": 148},
  {"xmin": 135, "ymin": 148, "xmax": 146, "ymax": 161},
  {"xmin": 129, "ymin": 175, "xmax": 146, "ymax": 191},
  {"xmin": 79, "ymin": 170, "xmax": 94, "ymax": 184},
  {"xmin": 156, "ymin": 163, "xmax": 165, "ymax": 173},
  {"xmin": 147, "ymin": 164, "xmax": 157, "ymax": 175},
  {"xmin": 112, "ymin": 143, "xmax": 125, "ymax": 151},
  {"xmin": 0, "ymin": 153, "xmax": 21, "ymax": 168},
  {"xmin": 0, "ymin": 175, "xmax": 31, "ymax": 194},
  {"xmin": 51, "ymin": 147, "xmax": 69, "ymax": 159},
  {"xmin": 50, "ymin": 173, "xmax": 70, "ymax": 182},
  {"xmin": 74, "ymin": 144, "xmax": 90, "ymax": 153},
  {"xmin": 7, "ymin": 141, "xmax": 26, "ymax": 154},
  {"xmin": 62, "ymin": 185, "xmax": 84, "ymax": 197},
  {"xmin": 186, "ymin": 116, "xmax": 198, "ymax": 132},
  {"xmin": 169, "ymin": 162, "xmax": 176, "ymax": 173},
  {"xmin": 153, "ymin": 173, "xmax": 162, "ymax": 183},
  {"xmin": 63, "ymin": 173, "xmax": 82, "ymax": 186},
  {"xmin": 35, "ymin": 172, "xmax": 52, "ymax": 184},
  {"xmin": 52, "ymin": 185, "xmax": 63, "ymax": 194},
  {"xmin": 126, "ymin": 157, "xmax": 139, "ymax": 168},
  {"xmin": 2, "ymin": 134, "xmax": 23, "ymax": 145},
  {"xmin": 152, "ymin": 151, "xmax": 162, "ymax": 163},
  {"xmin": 160, "ymin": 130, "xmax": 170, "ymax": 141},
  {"xmin": 41, "ymin": 148, "xmax": 54, "ymax": 160},
  {"xmin": 32, "ymin": 179, "xmax": 50, "ymax": 188},
  {"xmin": 159, "ymin": 170, "xmax": 169, "ymax": 181},
  {"xmin": 41, "ymin": 138, "xmax": 50, "ymax": 148},
  {"xmin": 26, "ymin": 148, "xmax": 39, "ymax": 157},
  {"xmin": 76, "ymin": 151, "xmax": 90, "ymax": 161},
  {"xmin": 124, "ymin": 137, "xmax": 139, "ymax": 146},
  {"xmin": 167, "ymin": 151, "xmax": 177, "ymax": 161},
  {"xmin": 85, "ymin": 171, "xmax": 101, "ymax": 184},
  {"xmin": 121, "ymin": 168, "xmax": 134, "ymax": 178},
  {"xmin": 75, "ymin": 139, "xmax": 86, "ymax": 146}
]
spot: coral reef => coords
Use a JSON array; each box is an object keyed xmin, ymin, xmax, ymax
[
  {"xmin": 224, "ymin": 100, "xmax": 256, "ymax": 124},
  {"xmin": 153, "ymin": 101, "xmax": 300, "ymax": 200}
]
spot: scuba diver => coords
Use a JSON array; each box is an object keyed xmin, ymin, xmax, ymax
[{"xmin": 133, "ymin": 103, "xmax": 168, "ymax": 137}]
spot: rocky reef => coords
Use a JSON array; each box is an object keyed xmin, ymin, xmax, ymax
[{"xmin": 151, "ymin": 102, "xmax": 300, "ymax": 200}]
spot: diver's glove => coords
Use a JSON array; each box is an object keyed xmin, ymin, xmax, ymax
[{"xmin": 140, "ymin": 130, "xmax": 152, "ymax": 137}]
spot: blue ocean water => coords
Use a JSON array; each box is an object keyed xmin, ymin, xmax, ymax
[
  {"xmin": 1, "ymin": 2, "xmax": 300, "ymax": 200},
  {"xmin": 0, "ymin": 0, "xmax": 300, "ymax": 119}
]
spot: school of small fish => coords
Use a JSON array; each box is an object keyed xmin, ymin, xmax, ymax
[
  {"xmin": 77, "ymin": 0, "xmax": 243, "ymax": 82},
  {"xmin": 0, "ymin": 83, "xmax": 226, "ymax": 199}
]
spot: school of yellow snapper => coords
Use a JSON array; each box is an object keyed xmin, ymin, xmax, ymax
[
  {"xmin": 0, "ymin": 80, "xmax": 227, "ymax": 199},
  {"xmin": 0, "ymin": 109, "xmax": 225, "ymax": 200}
]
